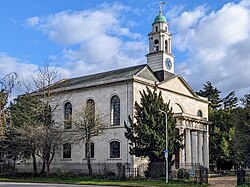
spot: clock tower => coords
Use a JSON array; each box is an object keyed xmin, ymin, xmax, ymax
[{"xmin": 146, "ymin": 9, "xmax": 174, "ymax": 81}]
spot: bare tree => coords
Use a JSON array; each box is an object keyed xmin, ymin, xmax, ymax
[
  {"xmin": 73, "ymin": 102, "xmax": 108, "ymax": 175},
  {"xmin": 10, "ymin": 63, "xmax": 65, "ymax": 177},
  {"xmin": 29, "ymin": 63, "xmax": 64, "ymax": 176}
]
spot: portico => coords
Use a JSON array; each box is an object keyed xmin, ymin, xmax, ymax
[{"xmin": 175, "ymin": 113, "xmax": 210, "ymax": 169}]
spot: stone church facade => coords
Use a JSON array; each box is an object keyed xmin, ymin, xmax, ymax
[{"xmin": 27, "ymin": 10, "xmax": 210, "ymax": 174}]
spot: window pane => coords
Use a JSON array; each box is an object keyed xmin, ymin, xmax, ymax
[
  {"xmin": 110, "ymin": 141, "xmax": 120, "ymax": 158},
  {"xmin": 87, "ymin": 99, "xmax": 95, "ymax": 123},
  {"xmin": 63, "ymin": 143, "xmax": 71, "ymax": 158},
  {"xmin": 111, "ymin": 96, "xmax": 120, "ymax": 126},
  {"xmin": 64, "ymin": 102, "xmax": 72, "ymax": 129},
  {"xmin": 197, "ymin": 110, "xmax": 203, "ymax": 117}
]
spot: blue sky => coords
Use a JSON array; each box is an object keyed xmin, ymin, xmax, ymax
[{"xmin": 0, "ymin": 0, "xmax": 249, "ymax": 98}]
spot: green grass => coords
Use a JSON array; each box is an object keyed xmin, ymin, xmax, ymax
[{"xmin": 0, "ymin": 177, "xmax": 207, "ymax": 186}]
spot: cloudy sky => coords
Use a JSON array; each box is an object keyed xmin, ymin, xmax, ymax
[{"xmin": 0, "ymin": 0, "xmax": 249, "ymax": 97}]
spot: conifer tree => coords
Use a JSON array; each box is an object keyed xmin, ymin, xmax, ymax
[{"xmin": 125, "ymin": 87, "xmax": 183, "ymax": 177}]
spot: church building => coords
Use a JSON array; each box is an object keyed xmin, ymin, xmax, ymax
[{"xmin": 37, "ymin": 9, "xmax": 210, "ymax": 175}]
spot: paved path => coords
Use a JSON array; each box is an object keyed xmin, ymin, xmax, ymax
[
  {"xmin": 0, "ymin": 182, "xmax": 118, "ymax": 187},
  {"xmin": 209, "ymin": 176, "xmax": 237, "ymax": 187}
]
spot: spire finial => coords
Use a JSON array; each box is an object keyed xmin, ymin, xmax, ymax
[{"xmin": 155, "ymin": 2, "xmax": 166, "ymax": 14}]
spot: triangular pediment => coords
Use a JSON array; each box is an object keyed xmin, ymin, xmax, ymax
[{"xmin": 158, "ymin": 75, "xmax": 198, "ymax": 98}]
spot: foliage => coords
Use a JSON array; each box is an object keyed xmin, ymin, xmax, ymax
[
  {"xmin": 0, "ymin": 72, "xmax": 19, "ymax": 139},
  {"xmin": 177, "ymin": 168, "xmax": 189, "ymax": 180},
  {"xmin": 197, "ymin": 82, "xmax": 237, "ymax": 170},
  {"xmin": 125, "ymin": 87, "xmax": 183, "ymax": 177},
  {"xmin": 230, "ymin": 94, "xmax": 250, "ymax": 168},
  {"xmin": 197, "ymin": 81, "xmax": 222, "ymax": 111},
  {"xmin": 3, "ymin": 63, "xmax": 64, "ymax": 177}
]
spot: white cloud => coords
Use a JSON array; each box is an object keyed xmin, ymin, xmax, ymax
[
  {"xmin": 25, "ymin": 3, "xmax": 146, "ymax": 77},
  {"xmin": 21, "ymin": 1, "xmax": 250, "ymax": 98},
  {"xmin": 0, "ymin": 53, "xmax": 39, "ymax": 95},
  {"xmin": 170, "ymin": 1, "xmax": 250, "ymax": 97},
  {"xmin": 25, "ymin": 16, "xmax": 40, "ymax": 27},
  {"xmin": 0, "ymin": 53, "xmax": 38, "ymax": 79}
]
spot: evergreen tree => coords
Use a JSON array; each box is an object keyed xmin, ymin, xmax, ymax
[
  {"xmin": 197, "ymin": 81, "xmax": 222, "ymax": 111},
  {"xmin": 231, "ymin": 94, "xmax": 250, "ymax": 168},
  {"xmin": 197, "ymin": 82, "xmax": 238, "ymax": 170},
  {"xmin": 8, "ymin": 95, "xmax": 42, "ymax": 175},
  {"xmin": 223, "ymin": 91, "xmax": 237, "ymax": 109},
  {"xmin": 125, "ymin": 87, "xmax": 183, "ymax": 177}
]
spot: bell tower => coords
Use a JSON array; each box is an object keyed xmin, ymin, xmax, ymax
[{"xmin": 146, "ymin": 7, "xmax": 174, "ymax": 81}]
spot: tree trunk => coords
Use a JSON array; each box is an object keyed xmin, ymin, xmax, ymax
[
  {"xmin": 46, "ymin": 160, "xmax": 50, "ymax": 177},
  {"xmin": 0, "ymin": 112, "xmax": 3, "ymax": 139},
  {"xmin": 87, "ymin": 141, "xmax": 92, "ymax": 176},
  {"xmin": 39, "ymin": 161, "xmax": 45, "ymax": 176},
  {"xmin": 32, "ymin": 152, "xmax": 37, "ymax": 176}
]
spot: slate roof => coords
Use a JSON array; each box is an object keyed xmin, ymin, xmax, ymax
[{"xmin": 51, "ymin": 64, "xmax": 151, "ymax": 89}]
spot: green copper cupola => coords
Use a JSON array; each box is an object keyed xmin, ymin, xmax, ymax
[{"xmin": 153, "ymin": 10, "xmax": 167, "ymax": 24}]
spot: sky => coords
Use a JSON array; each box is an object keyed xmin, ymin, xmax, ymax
[{"xmin": 0, "ymin": 0, "xmax": 249, "ymax": 98}]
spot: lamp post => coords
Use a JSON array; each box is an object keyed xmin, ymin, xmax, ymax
[{"xmin": 159, "ymin": 109, "xmax": 168, "ymax": 184}]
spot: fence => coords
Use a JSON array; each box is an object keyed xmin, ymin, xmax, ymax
[
  {"xmin": 0, "ymin": 160, "xmax": 15, "ymax": 176},
  {"xmin": 14, "ymin": 161, "xmax": 147, "ymax": 178},
  {"xmin": 237, "ymin": 168, "xmax": 250, "ymax": 186},
  {"xmin": 2, "ymin": 160, "xmax": 208, "ymax": 183},
  {"xmin": 140, "ymin": 162, "xmax": 208, "ymax": 184}
]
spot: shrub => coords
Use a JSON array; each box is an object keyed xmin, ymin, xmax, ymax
[{"xmin": 177, "ymin": 168, "xmax": 189, "ymax": 180}]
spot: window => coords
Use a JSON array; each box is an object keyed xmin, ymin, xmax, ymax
[
  {"xmin": 155, "ymin": 26, "xmax": 158, "ymax": 32},
  {"xmin": 154, "ymin": 40, "xmax": 159, "ymax": 52},
  {"xmin": 64, "ymin": 102, "xmax": 72, "ymax": 129},
  {"xmin": 110, "ymin": 141, "xmax": 120, "ymax": 158},
  {"xmin": 85, "ymin": 142, "xmax": 94, "ymax": 158},
  {"xmin": 165, "ymin": 40, "xmax": 168, "ymax": 53},
  {"xmin": 86, "ymin": 99, "xmax": 95, "ymax": 114},
  {"xmin": 111, "ymin": 95, "xmax": 120, "ymax": 125},
  {"xmin": 63, "ymin": 143, "xmax": 71, "ymax": 158},
  {"xmin": 197, "ymin": 110, "xmax": 203, "ymax": 117}
]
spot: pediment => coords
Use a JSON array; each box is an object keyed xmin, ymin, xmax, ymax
[{"xmin": 158, "ymin": 75, "xmax": 198, "ymax": 98}]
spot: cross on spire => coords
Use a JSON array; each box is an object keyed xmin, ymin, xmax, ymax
[{"xmin": 155, "ymin": 2, "xmax": 166, "ymax": 14}]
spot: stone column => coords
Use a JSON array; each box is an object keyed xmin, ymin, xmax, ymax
[
  {"xmin": 185, "ymin": 128, "xmax": 191, "ymax": 165},
  {"xmin": 179, "ymin": 127, "xmax": 185, "ymax": 166},
  {"xmin": 198, "ymin": 131, "xmax": 203, "ymax": 165},
  {"xmin": 203, "ymin": 131, "xmax": 209, "ymax": 168},
  {"xmin": 191, "ymin": 130, "xmax": 198, "ymax": 164}
]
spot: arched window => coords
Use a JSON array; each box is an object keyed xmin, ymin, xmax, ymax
[
  {"xmin": 165, "ymin": 40, "xmax": 168, "ymax": 53},
  {"xmin": 64, "ymin": 102, "xmax": 72, "ymax": 129},
  {"xmin": 110, "ymin": 141, "xmax": 120, "ymax": 158},
  {"xmin": 111, "ymin": 95, "xmax": 120, "ymax": 126},
  {"xmin": 197, "ymin": 110, "xmax": 203, "ymax": 117},
  {"xmin": 86, "ymin": 99, "xmax": 95, "ymax": 122},
  {"xmin": 86, "ymin": 99, "xmax": 95, "ymax": 114},
  {"xmin": 85, "ymin": 142, "xmax": 94, "ymax": 158},
  {"xmin": 63, "ymin": 143, "xmax": 71, "ymax": 158},
  {"xmin": 154, "ymin": 39, "xmax": 159, "ymax": 52},
  {"xmin": 155, "ymin": 26, "xmax": 158, "ymax": 32}
]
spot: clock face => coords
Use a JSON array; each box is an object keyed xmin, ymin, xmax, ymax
[{"xmin": 165, "ymin": 58, "xmax": 172, "ymax": 70}]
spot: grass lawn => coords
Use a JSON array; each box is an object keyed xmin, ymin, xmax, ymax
[{"xmin": 0, "ymin": 177, "xmax": 207, "ymax": 186}]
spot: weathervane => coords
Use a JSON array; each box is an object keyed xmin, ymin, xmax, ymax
[{"xmin": 155, "ymin": 2, "xmax": 166, "ymax": 13}]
